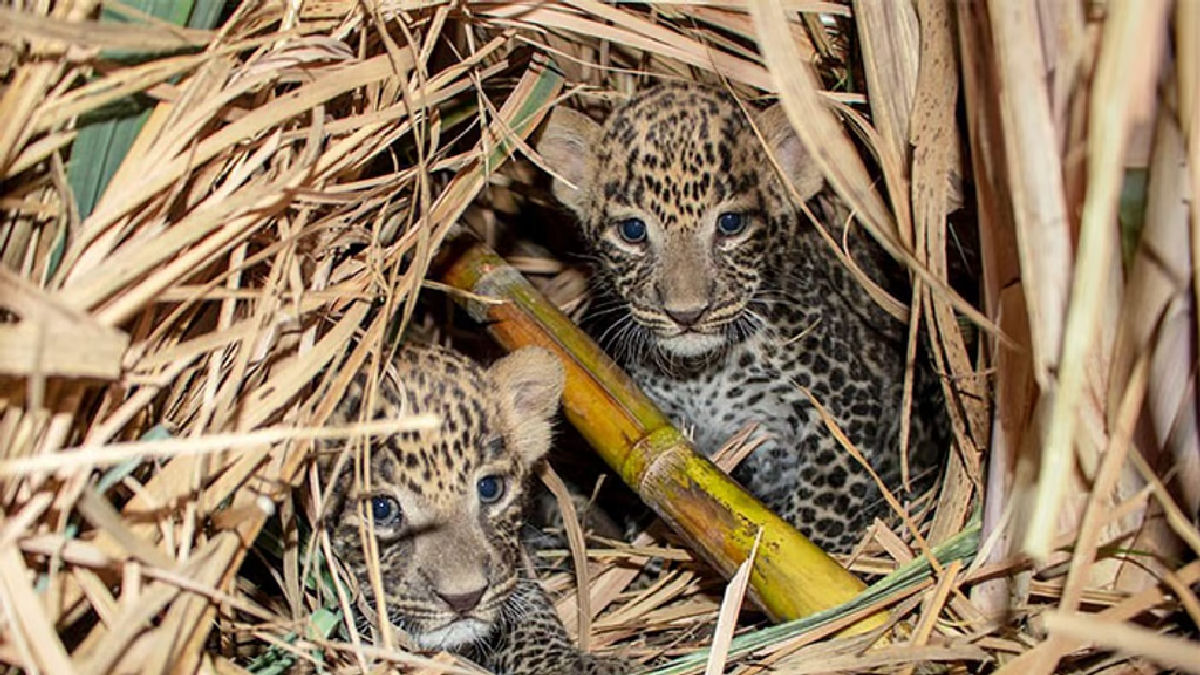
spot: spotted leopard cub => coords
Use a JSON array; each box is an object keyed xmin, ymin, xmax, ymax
[
  {"xmin": 319, "ymin": 345, "xmax": 623, "ymax": 674},
  {"xmin": 538, "ymin": 84, "xmax": 947, "ymax": 553}
]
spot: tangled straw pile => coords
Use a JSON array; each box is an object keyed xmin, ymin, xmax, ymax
[{"xmin": 1, "ymin": 1, "xmax": 1198, "ymax": 673}]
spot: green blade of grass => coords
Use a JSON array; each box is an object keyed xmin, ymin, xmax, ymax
[{"xmin": 62, "ymin": 2, "xmax": 224, "ymax": 282}]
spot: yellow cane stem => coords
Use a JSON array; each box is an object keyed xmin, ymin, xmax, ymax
[{"xmin": 440, "ymin": 238, "xmax": 883, "ymax": 630}]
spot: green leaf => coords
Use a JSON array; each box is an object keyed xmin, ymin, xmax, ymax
[
  {"xmin": 245, "ymin": 631, "xmax": 298, "ymax": 674},
  {"xmin": 309, "ymin": 608, "xmax": 340, "ymax": 640},
  {"xmin": 94, "ymin": 423, "xmax": 174, "ymax": 492},
  {"xmin": 1118, "ymin": 168, "xmax": 1149, "ymax": 271},
  {"xmin": 63, "ymin": 1, "xmax": 224, "ymax": 278}
]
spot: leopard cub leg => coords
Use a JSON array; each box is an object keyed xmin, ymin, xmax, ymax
[{"xmin": 481, "ymin": 579, "xmax": 630, "ymax": 675}]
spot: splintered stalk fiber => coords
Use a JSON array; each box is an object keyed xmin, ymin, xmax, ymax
[{"xmin": 439, "ymin": 238, "xmax": 881, "ymax": 629}]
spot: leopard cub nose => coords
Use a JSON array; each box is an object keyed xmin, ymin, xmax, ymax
[
  {"xmin": 665, "ymin": 304, "xmax": 707, "ymax": 327},
  {"xmin": 436, "ymin": 587, "xmax": 485, "ymax": 614}
]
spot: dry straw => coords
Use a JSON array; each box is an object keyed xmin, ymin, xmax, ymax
[{"xmin": 1, "ymin": 1, "xmax": 1197, "ymax": 673}]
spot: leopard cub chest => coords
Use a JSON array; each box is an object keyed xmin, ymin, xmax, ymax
[{"xmin": 539, "ymin": 83, "xmax": 947, "ymax": 553}]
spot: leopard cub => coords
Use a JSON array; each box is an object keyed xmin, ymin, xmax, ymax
[
  {"xmin": 538, "ymin": 84, "xmax": 947, "ymax": 553},
  {"xmin": 319, "ymin": 344, "xmax": 624, "ymax": 674}
]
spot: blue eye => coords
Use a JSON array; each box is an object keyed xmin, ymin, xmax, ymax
[
  {"xmin": 617, "ymin": 218, "xmax": 647, "ymax": 243},
  {"xmin": 716, "ymin": 212, "xmax": 747, "ymax": 236},
  {"xmin": 370, "ymin": 496, "xmax": 401, "ymax": 526},
  {"xmin": 477, "ymin": 475, "xmax": 506, "ymax": 504}
]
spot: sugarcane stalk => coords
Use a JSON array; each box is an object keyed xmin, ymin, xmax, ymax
[{"xmin": 438, "ymin": 237, "xmax": 883, "ymax": 630}]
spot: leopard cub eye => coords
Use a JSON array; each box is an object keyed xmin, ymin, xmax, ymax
[
  {"xmin": 370, "ymin": 495, "xmax": 402, "ymax": 528},
  {"xmin": 716, "ymin": 212, "xmax": 747, "ymax": 237},
  {"xmin": 616, "ymin": 218, "xmax": 647, "ymax": 244},
  {"xmin": 476, "ymin": 475, "xmax": 506, "ymax": 504}
]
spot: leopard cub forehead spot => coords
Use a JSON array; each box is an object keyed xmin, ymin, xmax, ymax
[
  {"xmin": 593, "ymin": 85, "xmax": 766, "ymax": 228},
  {"xmin": 369, "ymin": 348, "xmax": 520, "ymax": 501}
]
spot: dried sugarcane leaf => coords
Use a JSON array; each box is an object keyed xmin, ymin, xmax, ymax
[
  {"xmin": 0, "ymin": 267, "xmax": 128, "ymax": 378},
  {"xmin": 1025, "ymin": 0, "xmax": 1171, "ymax": 562}
]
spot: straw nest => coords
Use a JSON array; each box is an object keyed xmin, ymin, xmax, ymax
[{"xmin": 1, "ymin": 1, "xmax": 1198, "ymax": 673}]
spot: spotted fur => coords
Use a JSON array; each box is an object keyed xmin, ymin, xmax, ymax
[
  {"xmin": 539, "ymin": 84, "xmax": 946, "ymax": 552},
  {"xmin": 319, "ymin": 345, "xmax": 624, "ymax": 673}
]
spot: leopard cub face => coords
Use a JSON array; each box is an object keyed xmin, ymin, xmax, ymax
[
  {"xmin": 538, "ymin": 84, "xmax": 823, "ymax": 360},
  {"xmin": 319, "ymin": 346, "xmax": 564, "ymax": 651}
]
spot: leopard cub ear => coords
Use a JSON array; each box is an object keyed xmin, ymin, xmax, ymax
[
  {"xmin": 489, "ymin": 346, "xmax": 565, "ymax": 465},
  {"xmin": 756, "ymin": 103, "xmax": 824, "ymax": 203},
  {"xmin": 536, "ymin": 106, "xmax": 601, "ymax": 218},
  {"xmin": 490, "ymin": 346, "xmax": 565, "ymax": 419}
]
